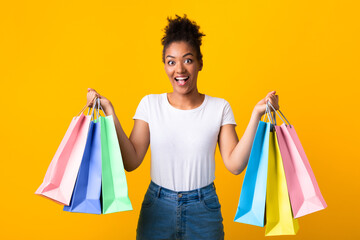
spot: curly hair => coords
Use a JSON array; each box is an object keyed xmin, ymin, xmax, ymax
[{"xmin": 161, "ymin": 14, "xmax": 206, "ymax": 64}]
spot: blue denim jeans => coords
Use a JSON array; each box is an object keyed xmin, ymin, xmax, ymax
[{"xmin": 136, "ymin": 181, "xmax": 225, "ymax": 240}]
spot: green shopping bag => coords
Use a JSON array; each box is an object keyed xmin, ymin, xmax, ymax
[{"xmin": 100, "ymin": 115, "xmax": 133, "ymax": 214}]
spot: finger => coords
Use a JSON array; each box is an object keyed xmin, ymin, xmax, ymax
[
  {"xmin": 87, "ymin": 94, "xmax": 97, "ymax": 104},
  {"xmin": 267, "ymin": 94, "xmax": 275, "ymax": 100},
  {"xmin": 89, "ymin": 92, "xmax": 98, "ymax": 98},
  {"xmin": 265, "ymin": 98, "xmax": 271, "ymax": 106},
  {"xmin": 273, "ymin": 95, "xmax": 279, "ymax": 104},
  {"xmin": 267, "ymin": 93, "xmax": 275, "ymax": 99},
  {"xmin": 270, "ymin": 96, "xmax": 279, "ymax": 109},
  {"xmin": 88, "ymin": 88, "xmax": 98, "ymax": 95},
  {"xmin": 87, "ymin": 93, "xmax": 95, "ymax": 100},
  {"xmin": 270, "ymin": 95, "xmax": 276, "ymax": 104}
]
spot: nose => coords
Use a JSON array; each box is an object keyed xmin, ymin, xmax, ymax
[{"xmin": 175, "ymin": 62, "xmax": 186, "ymax": 74}]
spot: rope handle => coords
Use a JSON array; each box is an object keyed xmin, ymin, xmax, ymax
[
  {"xmin": 77, "ymin": 96, "xmax": 97, "ymax": 117},
  {"xmin": 267, "ymin": 101, "xmax": 292, "ymax": 127}
]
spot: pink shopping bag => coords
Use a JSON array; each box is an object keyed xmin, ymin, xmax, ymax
[
  {"xmin": 35, "ymin": 100, "xmax": 95, "ymax": 205},
  {"xmin": 268, "ymin": 102, "xmax": 327, "ymax": 218}
]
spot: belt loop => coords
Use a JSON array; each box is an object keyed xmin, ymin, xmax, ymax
[
  {"xmin": 198, "ymin": 188, "xmax": 202, "ymax": 201},
  {"xmin": 157, "ymin": 186, "xmax": 161, "ymax": 198},
  {"xmin": 213, "ymin": 182, "xmax": 216, "ymax": 190}
]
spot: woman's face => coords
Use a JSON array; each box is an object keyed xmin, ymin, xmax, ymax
[{"xmin": 164, "ymin": 41, "xmax": 203, "ymax": 95}]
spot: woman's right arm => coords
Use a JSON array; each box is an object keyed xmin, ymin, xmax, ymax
[{"xmin": 87, "ymin": 88, "xmax": 150, "ymax": 172}]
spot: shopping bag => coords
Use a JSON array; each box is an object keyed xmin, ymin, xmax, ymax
[
  {"xmin": 265, "ymin": 127, "xmax": 299, "ymax": 236},
  {"xmin": 234, "ymin": 113, "xmax": 271, "ymax": 227},
  {"xmin": 267, "ymin": 102, "xmax": 327, "ymax": 218},
  {"xmin": 100, "ymin": 113, "xmax": 132, "ymax": 214},
  {"xmin": 63, "ymin": 99, "xmax": 102, "ymax": 214},
  {"xmin": 35, "ymin": 99, "xmax": 95, "ymax": 205}
]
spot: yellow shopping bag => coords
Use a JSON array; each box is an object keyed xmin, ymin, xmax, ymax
[{"xmin": 265, "ymin": 130, "xmax": 299, "ymax": 236}]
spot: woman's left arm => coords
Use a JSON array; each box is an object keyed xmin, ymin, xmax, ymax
[{"xmin": 218, "ymin": 91, "xmax": 279, "ymax": 175}]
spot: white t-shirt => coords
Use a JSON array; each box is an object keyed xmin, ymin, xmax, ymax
[{"xmin": 133, "ymin": 93, "xmax": 237, "ymax": 191}]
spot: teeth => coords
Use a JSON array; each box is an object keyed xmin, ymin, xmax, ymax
[{"xmin": 175, "ymin": 76, "xmax": 189, "ymax": 81}]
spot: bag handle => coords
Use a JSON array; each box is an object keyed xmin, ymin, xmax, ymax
[
  {"xmin": 91, "ymin": 97, "xmax": 99, "ymax": 121},
  {"xmin": 95, "ymin": 98, "xmax": 100, "ymax": 119},
  {"xmin": 95, "ymin": 98, "xmax": 103, "ymax": 119},
  {"xmin": 98, "ymin": 98, "xmax": 106, "ymax": 116},
  {"xmin": 266, "ymin": 101, "xmax": 280, "ymax": 126},
  {"xmin": 91, "ymin": 97, "xmax": 106, "ymax": 121},
  {"xmin": 266, "ymin": 103, "xmax": 275, "ymax": 124},
  {"xmin": 267, "ymin": 101, "xmax": 292, "ymax": 127},
  {"xmin": 77, "ymin": 96, "xmax": 97, "ymax": 117},
  {"xmin": 88, "ymin": 97, "xmax": 98, "ymax": 120},
  {"xmin": 262, "ymin": 102, "xmax": 275, "ymax": 124},
  {"xmin": 96, "ymin": 98, "xmax": 105, "ymax": 117},
  {"xmin": 261, "ymin": 106, "xmax": 268, "ymax": 122}
]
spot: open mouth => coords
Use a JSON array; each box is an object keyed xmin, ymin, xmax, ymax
[{"xmin": 174, "ymin": 76, "xmax": 189, "ymax": 86}]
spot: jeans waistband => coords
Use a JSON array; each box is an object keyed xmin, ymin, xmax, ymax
[{"xmin": 148, "ymin": 180, "xmax": 216, "ymax": 201}]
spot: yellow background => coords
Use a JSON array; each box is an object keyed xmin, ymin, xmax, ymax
[{"xmin": 1, "ymin": 0, "xmax": 358, "ymax": 239}]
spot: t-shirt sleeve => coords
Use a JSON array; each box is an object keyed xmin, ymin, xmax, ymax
[
  {"xmin": 133, "ymin": 95, "xmax": 149, "ymax": 123},
  {"xmin": 221, "ymin": 99, "xmax": 237, "ymax": 127}
]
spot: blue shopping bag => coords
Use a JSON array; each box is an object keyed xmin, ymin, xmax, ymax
[
  {"xmin": 63, "ymin": 114, "xmax": 102, "ymax": 214},
  {"xmin": 234, "ymin": 118, "xmax": 271, "ymax": 227}
]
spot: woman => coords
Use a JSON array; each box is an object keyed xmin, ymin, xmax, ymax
[{"xmin": 87, "ymin": 14, "xmax": 279, "ymax": 240}]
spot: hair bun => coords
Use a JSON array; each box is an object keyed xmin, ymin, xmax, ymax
[{"xmin": 161, "ymin": 14, "xmax": 206, "ymax": 63}]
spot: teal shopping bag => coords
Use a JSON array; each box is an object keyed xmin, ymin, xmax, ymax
[
  {"xmin": 100, "ymin": 115, "xmax": 133, "ymax": 214},
  {"xmin": 234, "ymin": 109, "xmax": 271, "ymax": 227}
]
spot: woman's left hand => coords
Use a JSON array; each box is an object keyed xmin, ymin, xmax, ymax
[{"xmin": 254, "ymin": 90, "xmax": 279, "ymax": 116}]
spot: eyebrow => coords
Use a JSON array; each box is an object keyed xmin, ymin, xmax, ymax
[{"xmin": 166, "ymin": 53, "xmax": 193, "ymax": 58}]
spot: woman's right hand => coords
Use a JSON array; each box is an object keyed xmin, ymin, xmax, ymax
[{"xmin": 87, "ymin": 88, "xmax": 114, "ymax": 115}]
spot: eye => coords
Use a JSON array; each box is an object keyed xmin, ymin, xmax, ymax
[
  {"xmin": 168, "ymin": 60, "xmax": 175, "ymax": 65},
  {"xmin": 185, "ymin": 58, "xmax": 193, "ymax": 64}
]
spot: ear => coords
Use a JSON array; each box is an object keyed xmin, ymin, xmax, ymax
[{"xmin": 199, "ymin": 60, "xmax": 203, "ymax": 71}]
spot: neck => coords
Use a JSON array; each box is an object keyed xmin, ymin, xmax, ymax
[{"xmin": 167, "ymin": 89, "xmax": 205, "ymax": 110}]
